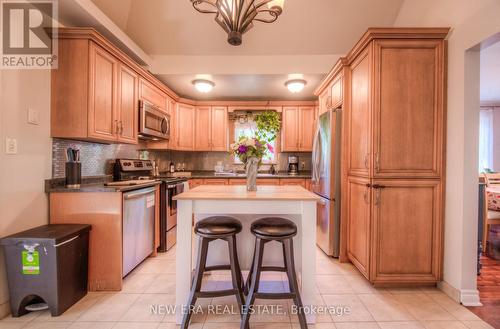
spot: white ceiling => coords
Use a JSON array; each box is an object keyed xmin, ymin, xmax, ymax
[
  {"xmin": 69, "ymin": 0, "xmax": 405, "ymax": 99},
  {"xmin": 481, "ymin": 41, "xmax": 500, "ymax": 103}
]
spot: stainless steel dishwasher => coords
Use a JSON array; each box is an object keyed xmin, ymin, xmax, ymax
[{"xmin": 122, "ymin": 186, "xmax": 156, "ymax": 276}]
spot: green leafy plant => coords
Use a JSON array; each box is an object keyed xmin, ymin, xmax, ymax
[{"xmin": 254, "ymin": 111, "xmax": 281, "ymax": 143}]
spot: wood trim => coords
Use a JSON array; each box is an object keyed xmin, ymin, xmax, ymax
[{"xmin": 314, "ymin": 57, "xmax": 348, "ymax": 96}]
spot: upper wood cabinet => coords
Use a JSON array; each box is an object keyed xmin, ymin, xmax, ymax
[
  {"xmin": 176, "ymin": 103, "xmax": 195, "ymax": 151},
  {"xmin": 117, "ymin": 64, "xmax": 139, "ymax": 143},
  {"xmin": 330, "ymin": 75, "xmax": 343, "ymax": 109},
  {"xmin": 194, "ymin": 106, "xmax": 228, "ymax": 151},
  {"xmin": 87, "ymin": 43, "xmax": 118, "ymax": 142},
  {"xmin": 372, "ymin": 40, "xmax": 445, "ymax": 179},
  {"xmin": 347, "ymin": 46, "xmax": 372, "ymax": 177},
  {"xmin": 211, "ymin": 107, "xmax": 228, "ymax": 151},
  {"xmin": 52, "ymin": 40, "xmax": 138, "ymax": 144},
  {"xmin": 318, "ymin": 88, "xmax": 330, "ymax": 116},
  {"xmin": 281, "ymin": 106, "xmax": 315, "ymax": 152},
  {"xmin": 139, "ymin": 78, "xmax": 167, "ymax": 111},
  {"xmin": 194, "ymin": 106, "xmax": 212, "ymax": 151}
]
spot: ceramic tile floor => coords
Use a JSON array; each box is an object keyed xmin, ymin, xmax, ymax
[{"xmin": 0, "ymin": 247, "xmax": 494, "ymax": 329}]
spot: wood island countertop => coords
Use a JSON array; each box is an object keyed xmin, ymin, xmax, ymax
[{"xmin": 174, "ymin": 185, "xmax": 321, "ymax": 201}]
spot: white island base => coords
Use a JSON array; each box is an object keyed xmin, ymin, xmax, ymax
[{"xmin": 174, "ymin": 185, "xmax": 319, "ymax": 324}]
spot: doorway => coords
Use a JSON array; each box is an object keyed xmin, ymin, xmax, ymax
[{"xmin": 468, "ymin": 38, "xmax": 500, "ymax": 329}]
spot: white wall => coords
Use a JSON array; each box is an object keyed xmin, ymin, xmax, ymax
[
  {"xmin": 493, "ymin": 107, "xmax": 500, "ymax": 172},
  {"xmin": 0, "ymin": 69, "xmax": 52, "ymax": 318},
  {"xmin": 395, "ymin": 0, "xmax": 500, "ymax": 305}
]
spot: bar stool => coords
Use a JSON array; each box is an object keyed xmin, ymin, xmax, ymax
[
  {"xmin": 242, "ymin": 217, "xmax": 307, "ymax": 329},
  {"xmin": 182, "ymin": 216, "xmax": 245, "ymax": 329}
]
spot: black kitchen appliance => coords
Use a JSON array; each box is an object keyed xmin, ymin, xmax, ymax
[{"xmin": 287, "ymin": 156, "xmax": 299, "ymax": 175}]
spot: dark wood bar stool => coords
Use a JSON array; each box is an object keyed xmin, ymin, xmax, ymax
[
  {"xmin": 242, "ymin": 217, "xmax": 307, "ymax": 329},
  {"xmin": 182, "ymin": 216, "xmax": 245, "ymax": 329}
]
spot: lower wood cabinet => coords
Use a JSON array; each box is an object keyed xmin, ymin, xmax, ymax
[
  {"xmin": 346, "ymin": 176, "xmax": 443, "ymax": 285},
  {"xmin": 189, "ymin": 179, "xmax": 204, "ymax": 189},
  {"xmin": 279, "ymin": 178, "xmax": 306, "ymax": 188},
  {"xmin": 190, "ymin": 177, "xmax": 307, "ymax": 187},
  {"xmin": 346, "ymin": 176, "xmax": 371, "ymax": 279},
  {"xmin": 370, "ymin": 179, "xmax": 442, "ymax": 284}
]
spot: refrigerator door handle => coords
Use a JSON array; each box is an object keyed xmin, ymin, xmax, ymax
[{"xmin": 312, "ymin": 124, "xmax": 321, "ymax": 183}]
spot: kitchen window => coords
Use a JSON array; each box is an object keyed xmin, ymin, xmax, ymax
[{"xmin": 234, "ymin": 118, "xmax": 276, "ymax": 164}]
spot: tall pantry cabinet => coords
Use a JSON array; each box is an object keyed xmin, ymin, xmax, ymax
[{"xmin": 343, "ymin": 28, "xmax": 449, "ymax": 285}]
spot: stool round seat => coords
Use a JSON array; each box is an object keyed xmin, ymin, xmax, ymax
[
  {"xmin": 251, "ymin": 217, "xmax": 297, "ymax": 238},
  {"xmin": 195, "ymin": 216, "xmax": 242, "ymax": 237}
]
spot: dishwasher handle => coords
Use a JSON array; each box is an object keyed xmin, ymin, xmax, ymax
[{"xmin": 124, "ymin": 187, "xmax": 157, "ymax": 200}]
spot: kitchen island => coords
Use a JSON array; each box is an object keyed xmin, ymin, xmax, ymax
[
  {"xmin": 175, "ymin": 185, "xmax": 319, "ymax": 323},
  {"xmin": 173, "ymin": 185, "xmax": 320, "ymax": 324}
]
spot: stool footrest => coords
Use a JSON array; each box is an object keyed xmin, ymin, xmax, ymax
[
  {"xmin": 260, "ymin": 266, "xmax": 286, "ymax": 272},
  {"xmin": 195, "ymin": 289, "xmax": 239, "ymax": 298},
  {"xmin": 254, "ymin": 292, "xmax": 296, "ymax": 300},
  {"xmin": 205, "ymin": 265, "xmax": 231, "ymax": 271}
]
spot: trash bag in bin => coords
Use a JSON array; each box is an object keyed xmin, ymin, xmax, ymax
[{"xmin": 1, "ymin": 224, "xmax": 91, "ymax": 317}]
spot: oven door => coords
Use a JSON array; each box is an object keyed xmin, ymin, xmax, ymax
[
  {"xmin": 167, "ymin": 182, "xmax": 185, "ymax": 230},
  {"xmin": 139, "ymin": 102, "xmax": 170, "ymax": 140}
]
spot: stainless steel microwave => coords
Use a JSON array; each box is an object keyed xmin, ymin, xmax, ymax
[{"xmin": 139, "ymin": 100, "xmax": 170, "ymax": 140}]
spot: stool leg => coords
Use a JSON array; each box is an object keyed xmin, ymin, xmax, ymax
[
  {"xmin": 241, "ymin": 238, "xmax": 265, "ymax": 329},
  {"xmin": 227, "ymin": 235, "xmax": 245, "ymax": 312},
  {"xmin": 284, "ymin": 238, "xmax": 308, "ymax": 329},
  {"xmin": 282, "ymin": 242, "xmax": 293, "ymax": 292},
  {"xmin": 182, "ymin": 237, "xmax": 209, "ymax": 329},
  {"xmin": 245, "ymin": 241, "xmax": 257, "ymax": 295}
]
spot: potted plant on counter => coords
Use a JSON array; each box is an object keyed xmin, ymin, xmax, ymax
[{"xmin": 230, "ymin": 136, "xmax": 269, "ymax": 191}]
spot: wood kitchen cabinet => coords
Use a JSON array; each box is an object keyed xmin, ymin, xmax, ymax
[
  {"xmin": 139, "ymin": 78, "xmax": 167, "ymax": 111},
  {"xmin": 346, "ymin": 176, "xmax": 371, "ymax": 279},
  {"xmin": 194, "ymin": 106, "xmax": 228, "ymax": 151},
  {"xmin": 189, "ymin": 179, "xmax": 204, "ymax": 189},
  {"xmin": 321, "ymin": 28, "xmax": 449, "ymax": 285},
  {"xmin": 53, "ymin": 40, "xmax": 140, "ymax": 144},
  {"xmin": 176, "ymin": 103, "xmax": 196, "ymax": 151},
  {"xmin": 279, "ymin": 178, "xmax": 306, "ymax": 188},
  {"xmin": 370, "ymin": 179, "xmax": 442, "ymax": 284},
  {"xmin": 281, "ymin": 106, "xmax": 315, "ymax": 152}
]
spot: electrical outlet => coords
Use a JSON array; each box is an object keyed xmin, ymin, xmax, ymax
[
  {"xmin": 5, "ymin": 137, "xmax": 18, "ymax": 154},
  {"xmin": 27, "ymin": 108, "xmax": 39, "ymax": 125}
]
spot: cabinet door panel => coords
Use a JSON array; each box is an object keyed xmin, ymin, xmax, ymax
[
  {"xmin": 211, "ymin": 107, "xmax": 228, "ymax": 151},
  {"xmin": 117, "ymin": 64, "xmax": 138, "ymax": 144},
  {"xmin": 330, "ymin": 75, "xmax": 343, "ymax": 108},
  {"xmin": 281, "ymin": 107, "xmax": 299, "ymax": 151},
  {"xmin": 318, "ymin": 89, "xmax": 330, "ymax": 116},
  {"xmin": 371, "ymin": 180, "xmax": 442, "ymax": 283},
  {"xmin": 298, "ymin": 107, "xmax": 315, "ymax": 151},
  {"xmin": 373, "ymin": 40, "xmax": 444, "ymax": 178},
  {"xmin": 348, "ymin": 48, "xmax": 371, "ymax": 177},
  {"xmin": 189, "ymin": 179, "xmax": 204, "ymax": 189},
  {"xmin": 176, "ymin": 104, "xmax": 195, "ymax": 150},
  {"xmin": 88, "ymin": 43, "xmax": 117, "ymax": 141},
  {"xmin": 139, "ymin": 78, "xmax": 167, "ymax": 111},
  {"xmin": 203, "ymin": 179, "xmax": 228, "ymax": 185},
  {"xmin": 346, "ymin": 176, "xmax": 371, "ymax": 278},
  {"xmin": 194, "ymin": 106, "xmax": 212, "ymax": 151},
  {"xmin": 279, "ymin": 178, "xmax": 306, "ymax": 188}
]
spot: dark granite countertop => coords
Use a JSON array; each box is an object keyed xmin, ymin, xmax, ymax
[
  {"xmin": 45, "ymin": 176, "xmax": 161, "ymax": 193},
  {"xmin": 167, "ymin": 171, "xmax": 312, "ymax": 179}
]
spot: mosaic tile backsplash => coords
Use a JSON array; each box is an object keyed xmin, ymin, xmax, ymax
[
  {"xmin": 52, "ymin": 139, "xmax": 312, "ymax": 178},
  {"xmin": 52, "ymin": 139, "xmax": 143, "ymax": 178}
]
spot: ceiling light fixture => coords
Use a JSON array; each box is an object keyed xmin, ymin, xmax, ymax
[
  {"xmin": 190, "ymin": 0, "xmax": 285, "ymax": 46},
  {"xmin": 285, "ymin": 79, "xmax": 307, "ymax": 93},
  {"xmin": 192, "ymin": 79, "xmax": 215, "ymax": 93}
]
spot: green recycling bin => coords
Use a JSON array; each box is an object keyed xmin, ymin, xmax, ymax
[{"xmin": 1, "ymin": 224, "xmax": 91, "ymax": 317}]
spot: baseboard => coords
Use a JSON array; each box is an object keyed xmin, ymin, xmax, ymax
[
  {"xmin": 0, "ymin": 301, "xmax": 10, "ymax": 319},
  {"xmin": 437, "ymin": 281, "xmax": 482, "ymax": 306},
  {"xmin": 460, "ymin": 289, "xmax": 482, "ymax": 306}
]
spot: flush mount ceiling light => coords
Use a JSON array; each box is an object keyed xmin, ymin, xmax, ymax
[
  {"xmin": 192, "ymin": 79, "xmax": 215, "ymax": 93},
  {"xmin": 285, "ymin": 79, "xmax": 307, "ymax": 93},
  {"xmin": 190, "ymin": 0, "xmax": 285, "ymax": 46}
]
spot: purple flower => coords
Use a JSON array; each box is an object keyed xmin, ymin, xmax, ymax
[
  {"xmin": 238, "ymin": 145, "xmax": 247, "ymax": 153},
  {"xmin": 255, "ymin": 140, "xmax": 261, "ymax": 147}
]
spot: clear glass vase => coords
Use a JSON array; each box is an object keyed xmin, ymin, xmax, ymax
[{"xmin": 245, "ymin": 156, "xmax": 259, "ymax": 191}]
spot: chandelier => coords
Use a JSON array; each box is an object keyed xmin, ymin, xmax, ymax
[{"xmin": 190, "ymin": 0, "xmax": 285, "ymax": 46}]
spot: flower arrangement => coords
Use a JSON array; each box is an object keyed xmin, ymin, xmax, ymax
[{"xmin": 230, "ymin": 136, "xmax": 273, "ymax": 164}]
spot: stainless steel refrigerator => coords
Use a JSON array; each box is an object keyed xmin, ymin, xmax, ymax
[{"xmin": 312, "ymin": 108, "xmax": 342, "ymax": 257}]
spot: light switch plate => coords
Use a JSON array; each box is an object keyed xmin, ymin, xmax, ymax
[
  {"xmin": 27, "ymin": 108, "xmax": 39, "ymax": 125},
  {"xmin": 5, "ymin": 137, "xmax": 17, "ymax": 154}
]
